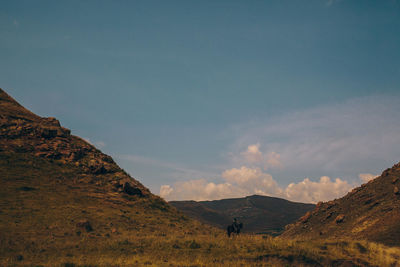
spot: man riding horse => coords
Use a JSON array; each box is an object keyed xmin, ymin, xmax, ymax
[{"xmin": 227, "ymin": 218, "xmax": 243, "ymax": 237}]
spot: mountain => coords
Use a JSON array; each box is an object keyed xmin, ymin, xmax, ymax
[
  {"xmin": 281, "ymin": 162, "xmax": 400, "ymax": 246},
  {"xmin": 0, "ymin": 88, "xmax": 208, "ymax": 264},
  {"xmin": 170, "ymin": 195, "xmax": 315, "ymax": 235}
]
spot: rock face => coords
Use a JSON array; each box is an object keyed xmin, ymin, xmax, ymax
[
  {"xmin": 281, "ymin": 161, "xmax": 400, "ymax": 246},
  {"xmin": 0, "ymin": 88, "xmax": 147, "ymax": 197}
]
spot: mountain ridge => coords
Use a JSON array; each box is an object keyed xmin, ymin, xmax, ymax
[{"xmin": 170, "ymin": 194, "xmax": 315, "ymax": 235}]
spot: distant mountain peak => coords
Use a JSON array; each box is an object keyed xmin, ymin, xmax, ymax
[{"xmin": 170, "ymin": 194, "xmax": 315, "ymax": 235}]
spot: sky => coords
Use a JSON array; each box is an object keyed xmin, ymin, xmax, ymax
[{"xmin": 1, "ymin": 0, "xmax": 400, "ymax": 203}]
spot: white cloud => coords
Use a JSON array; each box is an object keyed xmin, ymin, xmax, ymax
[
  {"xmin": 159, "ymin": 179, "xmax": 242, "ymax": 201},
  {"xmin": 160, "ymin": 166, "xmax": 282, "ymax": 201},
  {"xmin": 222, "ymin": 166, "xmax": 282, "ymax": 196},
  {"xmin": 283, "ymin": 176, "xmax": 353, "ymax": 203},
  {"xmin": 241, "ymin": 144, "xmax": 263, "ymax": 163},
  {"xmin": 160, "ymin": 166, "xmax": 355, "ymax": 203},
  {"xmin": 359, "ymin": 173, "xmax": 378, "ymax": 183},
  {"xmin": 230, "ymin": 95, "xmax": 400, "ymax": 184},
  {"xmin": 238, "ymin": 144, "xmax": 283, "ymax": 170},
  {"xmin": 160, "ymin": 185, "xmax": 174, "ymax": 197},
  {"xmin": 156, "ymin": 95, "xmax": 399, "ymax": 204}
]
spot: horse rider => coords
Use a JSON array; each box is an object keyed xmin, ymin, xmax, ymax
[{"xmin": 232, "ymin": 218, "xmax": 239, "ymax": 232}]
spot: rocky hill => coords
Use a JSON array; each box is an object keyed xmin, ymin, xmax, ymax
[
  {"xmin": 281, "ymin": 161, "xmax": 400, "ymax": 246},
  {"xmin": 0, "ymin": 88, "xmax": 148, "ymax": 195},
  {"xmin": 170, "ymin": 195, "xmax": 315, "ymax": 235},
  {"xmin": 0, "ymin": 88, "xmax": 208, "ymax": 264}
]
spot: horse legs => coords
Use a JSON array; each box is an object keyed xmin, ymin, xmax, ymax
[{"xmin": 227, "ymin": 226, "xmax": 233, "ymax": 237}]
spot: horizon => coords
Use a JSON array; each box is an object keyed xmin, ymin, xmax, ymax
[{"xmin": 1, "ymin": 0, "xmax": 400, "ymax": 203}]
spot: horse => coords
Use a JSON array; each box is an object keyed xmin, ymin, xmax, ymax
[{"xmin": 227, "ymin": 222, "xmax": 243, "ymax": 237}]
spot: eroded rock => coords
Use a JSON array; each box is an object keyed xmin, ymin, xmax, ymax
[
  {"xmin": 123, "ymin": 182, "xmax": 143, "ymax": 196},
  {"xmin": 335, "ymin": 214, "xmax": 345, "ymax": 223}
]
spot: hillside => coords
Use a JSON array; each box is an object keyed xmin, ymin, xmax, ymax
[
  {"xmin": 282, "ymin": 161, "xmax": 400, "ymax": 246},
  {"xmin": 170, "ymin": 195, "xmax": 315, "ymax": 235},
  {"xmin": 0, "ymin": 88, "xmax": 210, "ymax": 264}
]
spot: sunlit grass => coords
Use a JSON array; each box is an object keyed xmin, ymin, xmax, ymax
[
  {"xmin": 1, "ymin": 153, "xmax": 400, "ymax": 266},
  {"xmin": 2, "ymin": 231, "xmax": 400, "ymax": 266}
]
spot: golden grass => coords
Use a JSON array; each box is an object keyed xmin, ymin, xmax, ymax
[
  {"xmin": 1, "ymin": 153, "xmax": 400, "ymax": 266},
  {"xmin": 2, "ymin": 231, "xmax": 400, "ymax": 266},
  {"xmin": 351, "ymin": 218, "xmax": 379, "ymax": 234}
]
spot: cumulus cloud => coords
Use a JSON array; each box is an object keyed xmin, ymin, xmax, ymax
[
  {"xmin": 239, "ymin": 144, "xmax": 283, "ymax": 170},
  {"xmin": 160, "ymin": 95, "xmax": 399, "ymax": 204},
  {"xmin": 160, "ymin": 166, "xmax": 355, "ymax": 203},
  {"xmin": 160, "ymin": 185, "xmax": 173, "ymax": 197},
  {"xmin": 160, "ymin": 166, "xmax": 282, "ymax": 201},
  {"xmin": 241, "ymin": 144, "xmax": 263, "ymax": 163},
  {"xmin": 359, "ymin": 173, "xmax": 378, "ymax": 183},
  {"xmin": 159, "ymin": 179, "xmax": 242, "ymax": 201},
  {"xmin": 283, "ymin": 176, "xmax": 353, "ymax": 203},
  {"xmin": 222, "ymin": 166, "xmax": 282, "ymax": 196}
]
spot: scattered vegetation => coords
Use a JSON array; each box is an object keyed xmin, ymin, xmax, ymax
[
  {"xmin": 2, "ymin": 231, "xmax": 400, "ymax": 266},
  {"xmin": 1, "ymin": 150, "xmax": 400, "ymax": 266}
]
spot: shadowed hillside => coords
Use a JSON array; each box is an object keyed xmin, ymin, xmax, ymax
[
  {"xmin": 282, "ymin": 161, "xmax": 400, "ymax": 247},
  {"xmin": 170, "ymin": 195, "xmax": 315, "ymax": 235}
]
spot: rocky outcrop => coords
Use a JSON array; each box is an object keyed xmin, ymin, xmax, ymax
[{"xmin": 0, "ymin": 88, "xmax": 149, "ymax": 197}]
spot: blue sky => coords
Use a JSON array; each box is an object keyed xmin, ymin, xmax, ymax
[{"xmin": 1, "ymin": 0, "xmax": 400, "ymax": 202}]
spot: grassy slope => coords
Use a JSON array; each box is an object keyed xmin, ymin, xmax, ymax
[
  {"xmin": 0, "ymin": 152, "xmax": 208, "ymax": 265},
  {"xmin": 1, "ymin": 144, "xmax": 399, "ymax": 266},
  {"xmin": 282, "ymin": 162, "xmax": 400, "ymax": 247}
]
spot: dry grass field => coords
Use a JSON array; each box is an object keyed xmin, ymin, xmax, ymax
[
  {"xmin": 1, "ymin": 153, "xmax": 400, "ymax": 266},
  {"xmin": 2, "ymin": 232, "xmax": 400, "ymax": 266}
]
